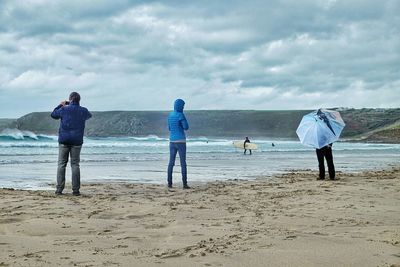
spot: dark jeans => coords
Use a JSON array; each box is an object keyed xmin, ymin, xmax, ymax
[
  {"xmin": 167, "ymin": 142, "xmax": 187, "ymax": 186},
  {"xmin": 316, "ymin": 146, "xmax": 335, "ymax": 180},
  {"xmin": 57, "ymin": 144, "xmax": 82, "ymax": 193}
]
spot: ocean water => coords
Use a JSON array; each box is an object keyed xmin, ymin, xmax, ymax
[{"xmin": 1, "ymin": 129, "xmax": 399, "ymax": 190}]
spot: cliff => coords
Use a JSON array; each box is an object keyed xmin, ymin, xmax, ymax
[{"xmin": 5, "ymin": 108, "xmax": 399, "ymax": 142}]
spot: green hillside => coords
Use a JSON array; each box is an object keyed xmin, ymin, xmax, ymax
[
  {"xmin": 12, "ymin": 110, "xmax": 310, "ymax": 138},
  {"xmin": 363, "ymin": 123, "xmax": 400, "ymax": 143},
  {"xmin": 5, "ymin": 108, "xmax": 399, "ymax": 142}
]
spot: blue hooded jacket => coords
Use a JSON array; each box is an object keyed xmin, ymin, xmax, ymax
[
  {"xmin": 168, "ymin": 99, "xmax": 189, "ymax": 141},
  {"xmin": 51, "ymin": 102, "xmax": 92, "ymax": 145}
]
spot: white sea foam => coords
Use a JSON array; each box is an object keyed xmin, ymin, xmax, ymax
[
  {"xmin": 0, "ymin": 128, "xmax": 59, "ymax": 141},
  {"xmin": 0, "ymin": 128, "xmax": 37, "ymax": 140},
  {"xmin": 1, "ymin": 134, "xmax": 400, "ymax": 189}
]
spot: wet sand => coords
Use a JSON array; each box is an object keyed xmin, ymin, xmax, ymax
[{"xmin": 0, "ymin": 168, "xmax": 399, "ymax": 266}]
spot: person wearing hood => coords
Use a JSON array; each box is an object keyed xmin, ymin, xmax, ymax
[{"xmin": 167, "ymin": 99, "xmax": 190, "ymax": 189}]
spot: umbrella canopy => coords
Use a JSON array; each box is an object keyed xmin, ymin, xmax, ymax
[{"xmin": 296, "ymin": 109, "xmax": 345, "ymax": 149}]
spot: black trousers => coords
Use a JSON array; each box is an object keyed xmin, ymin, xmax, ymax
[{"xmin": 316, "ymin": 146, "xmax": 335, "ymax": 180}]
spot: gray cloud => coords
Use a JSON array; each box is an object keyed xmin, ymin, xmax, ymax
[{"xmin": 0, "ymin": 0, "xmax": 399, "ymax": 117}]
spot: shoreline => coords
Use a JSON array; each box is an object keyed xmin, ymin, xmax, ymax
[
  {"xmin": 0, "ymin": 168, "xmax": 389, "ymax": 192},
  {"xmin": 1, "ymin": 167, "xmax": 399, "ymax": 266}
]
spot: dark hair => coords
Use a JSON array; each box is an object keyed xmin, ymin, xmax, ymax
[{"xmin": 69, "ymin": 92, "xmax": 81, "ymax": 103}]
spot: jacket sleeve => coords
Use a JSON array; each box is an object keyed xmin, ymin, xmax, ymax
[
  {"xmin": 51, "ymin": 105, "xmax": 63, "ymax": 119},
  {"xmin": 86, "ymin": 109, "xmax": 92, "ymax": 120},
  {"xmin": 180, "ymin": 114, "xmax": 189, "ymax": 130}
]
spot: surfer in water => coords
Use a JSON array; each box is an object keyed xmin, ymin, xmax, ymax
[{"xmin": 244, "ymin": 137, "xmax": 252, "ymax": 155}]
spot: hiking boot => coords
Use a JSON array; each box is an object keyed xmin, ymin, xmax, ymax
[
  {"xmin": 168, "ymin": 184, "xmax": 173, "ymax": 188},
  {"xmin": 183, "ymin": 185, "xmax": 191, "ymax": 189},
  {"xmin": 72, "ymin": 191, "xmax": 81, "ymax": 196},
  {"xmin": 55, "ymin": 191, "xmax": 63, "ymax": 195}
]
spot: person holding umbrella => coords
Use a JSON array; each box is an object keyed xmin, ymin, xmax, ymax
[
  {"xmin": 316, "ymin": 143, "xmax": 335, "ymax": 180},
  {"xmin": 296, "ymin": 108, "xmax": 345, "ymax": 181},
  {"xmin": 315, "ymin": 109, "xmax": 336, "ymax": 180}
]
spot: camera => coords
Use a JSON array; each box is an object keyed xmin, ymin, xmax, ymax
[{"xmin": 65, "ymin": 101, "xmax": 70, "ymax": 105}]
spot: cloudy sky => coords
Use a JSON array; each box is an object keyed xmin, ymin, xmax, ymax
[{"xmin": 0, "ymin": 0, "xmax": 399, "ymax": 117}]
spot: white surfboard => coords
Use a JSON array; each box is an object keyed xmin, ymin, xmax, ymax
[{"xmin": 233, "ymin": 141, "xmax": 258, "ymax": 150}]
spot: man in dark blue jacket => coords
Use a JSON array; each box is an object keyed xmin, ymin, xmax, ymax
[
  {"xmin": 51, "ymin": 92, "xmax": 92, "ymax": 196},
  {"xmin": 167, "ymin": 99, "xmax": 190, "ymax": 189}
]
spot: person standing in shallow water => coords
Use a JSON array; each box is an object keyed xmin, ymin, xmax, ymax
[
  {"xmin": 244, "ymin": 137, "xmax": 252, "ymax": 155},
  {"xmin": 51, "ymin": 92, "xmax": 92, "ymax": 196},
  {"xmin": 167, "ymin": 99, "xmax": 190, "ymax": 189},
  {"xmin": 316, "ymin": 143, "xmax": 335, "ymax": 180}
]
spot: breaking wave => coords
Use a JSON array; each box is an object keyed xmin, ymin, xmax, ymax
[{"xmin": 0, "ymin": 128, "xmax": 56, "ymax": 141}]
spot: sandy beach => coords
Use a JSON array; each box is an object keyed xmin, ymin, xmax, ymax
[{"xmin": 1, "ymin": 168, "xmax": 399, "ymax": 267}]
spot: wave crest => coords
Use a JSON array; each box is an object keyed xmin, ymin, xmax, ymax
[
  {"xmin": 0, "ymin": 128, "xmax": 39, "ymax": 140},
  {"xmin": 0, "ymin": 128, "xmax": 58, "ymax": 141}
]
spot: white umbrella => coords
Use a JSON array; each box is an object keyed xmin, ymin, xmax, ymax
[{"xmin": 296, "ymin": 109, "xmax": 345, "ymax": 149}]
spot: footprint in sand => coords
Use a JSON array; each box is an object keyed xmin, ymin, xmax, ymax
[
  {"xmin": 144, "ymin": 223, "xmax": 168, "ymax": 229},
  {"xmin": 0, "ymin": 218, "xmax": 23, "ymax": 224}
]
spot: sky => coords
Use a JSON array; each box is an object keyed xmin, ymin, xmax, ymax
[{"xmin": 0, "ymin": 0, "xmax": 399, "ymax": 118}]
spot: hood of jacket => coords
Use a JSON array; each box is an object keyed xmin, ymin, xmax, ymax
[{"xmin": 174, "ymin": 99, "xmax": 185, "ymax": 113}]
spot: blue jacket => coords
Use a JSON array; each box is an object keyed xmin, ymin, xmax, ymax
[
  {"xmin": 168, "ymin": 99, "xmax": 189, "ymax": 141},
  {"xmin": 51, "ymin": 102, "xmax": 92, "ymax": 145}
]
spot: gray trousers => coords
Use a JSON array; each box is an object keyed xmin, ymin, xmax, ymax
[{"xmin": 56, "ymin": 144, "xmax": 82, "ymax": 192}]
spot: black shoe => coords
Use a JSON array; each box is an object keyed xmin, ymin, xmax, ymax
[
  {"xmin": 72, "ymin": 191, "xmax": 81, "ymax": 196},
  {"xmin": 55, "ymin": 191, "xmax": 63, "ymax": 195},
  {"xmin": 317, "ymin": 178, "xmax": 325, "ymax": 181},
  {"xmin": 168, "ymin": 184, "xmax": 173, "ymax": 188},
  {"xmin": 183, "ymin": 185, "xmax": 191, "ymax": 189}
]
